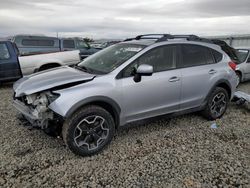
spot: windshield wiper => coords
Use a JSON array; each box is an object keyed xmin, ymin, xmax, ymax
[
  {"xmin": 74, "ymin": 64, "xmax": 107, "ymax": 75},
  {"xmin": 74, "ymin": 65, "xmax": 93, "ymax": 73}
]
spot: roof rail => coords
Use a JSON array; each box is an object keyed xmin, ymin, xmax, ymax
[
  {"xmin": 124, "ymin": 34, "xmax": 213, "ymax": 44},
  {"xmin": 124, "ymin": 34, "xmax": 173, "ymax": 42}
]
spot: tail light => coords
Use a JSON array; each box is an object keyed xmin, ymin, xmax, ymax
[{"xmin": 228, "ymin": 61, "xmax": 237, "ymax": 71}]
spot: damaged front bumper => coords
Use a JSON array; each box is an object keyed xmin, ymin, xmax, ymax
[
  {"xmin": 13, "ymin": 99, "xmax": 39, "ymax": 120},
  {"xmin": 13, "ymin": 92, "xmax": 61, "ymax": 129}
]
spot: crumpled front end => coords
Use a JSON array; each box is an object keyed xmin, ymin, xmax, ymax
[{"xmin": 13, "ymin": 91, "xmax": 61, "ymax": 129}]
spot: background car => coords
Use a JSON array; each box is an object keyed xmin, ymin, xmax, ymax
[
  {"xmin": 12, "ymin": 35, "xmax": 100, "ymax": 59},
  {"xmin": 0, "ymin": 40, "xmax": 80, "ymax": 82},
  {"xmin": 235, "ymin": 48, "xmax": 250, "ymax": 84},
  {"xmin": 90, "ymin": 40, "xmax": 121, "ymax": 49}
]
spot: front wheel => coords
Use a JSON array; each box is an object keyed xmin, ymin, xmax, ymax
[
  {"xmin": 62, "ymin": 105, "xmax": 115, "ymax": 156},
  {"xmin": 202, "ymin": 87, "xmax": 229, "ymax": 120}
]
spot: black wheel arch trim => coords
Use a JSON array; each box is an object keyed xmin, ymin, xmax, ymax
[
  {"xmin": 204, "ymin": 79, "xmax": 232, "ymax": 103},
  {"xmin": 65, "ymin": 96, "xmax": 121, "ymax": 126},
  {"xmin": 235, "ymin": 70, "xmax": 243, "ymax": 81}
]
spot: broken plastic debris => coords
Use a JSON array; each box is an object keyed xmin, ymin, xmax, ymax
[
  {"xmin": 234, "ymin": 91, "xmax": 250, "ymax": 105},
  {"xmin": 211, "ymin": 123, "xmax": 218, "ymax": 129}
]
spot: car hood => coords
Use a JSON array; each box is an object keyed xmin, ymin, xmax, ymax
[{"xmin": 14, "ymin": 66, "xmax": 95, "ymax": 97}]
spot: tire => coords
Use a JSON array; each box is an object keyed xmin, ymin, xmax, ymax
[
  {"xmin": 39, "ymin": 64, "xmax": 60, "ymax": 72},
  {"xmin": 62, "ymin": 105, "xmax": 115, "ymax": 156},
  {"xmin": 202, "ymin": 87, "xmax": 229, "ymax": 120}
]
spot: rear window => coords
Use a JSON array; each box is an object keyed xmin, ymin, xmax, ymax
[
  {"xmin": 0, "ymin": 43, "xmax": 10, "ymax": 60},
  {"xmin": 211, "ymin": 49, "xmax": 223, "ymax": 63},
  {"xmin": 22, "ymin": 39, "xmax": 55, "ymax": 47}
]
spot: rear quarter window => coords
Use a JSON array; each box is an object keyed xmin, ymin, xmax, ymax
[{"xmin": 211, "ymin": 49, "xmax": 223, "ymax": 63}]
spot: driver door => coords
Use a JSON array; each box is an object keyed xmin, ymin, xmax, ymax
[{"xmin": 116, "ymin": 45, "xmax": 182, "ymax": 124}]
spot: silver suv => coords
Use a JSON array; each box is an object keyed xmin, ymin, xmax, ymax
[{"xmin": 13, "ymin": 34, "xmax": 238, "ymax": 156}]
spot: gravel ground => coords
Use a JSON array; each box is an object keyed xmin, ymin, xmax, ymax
[{"xmin": 0, "ymin": 82, "xmax": 249, "ymax": 188}]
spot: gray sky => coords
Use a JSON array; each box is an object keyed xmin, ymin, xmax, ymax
[{"xmin": 0, "ymin": 0, "xmax": 250, "ymax": 39}]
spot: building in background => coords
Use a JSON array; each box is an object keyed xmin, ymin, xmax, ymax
[{"xmin": 207, "ymin": 34, "xmax": 250, "ymax": 48}]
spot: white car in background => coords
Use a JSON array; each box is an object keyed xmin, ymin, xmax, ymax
[
  {"xmin": 19, "ymin": 50, "xmax": 81, "ymax": 75},
  {"xmin": 235, "ymin": 48, "xmax": 250, "ymax": 84}
]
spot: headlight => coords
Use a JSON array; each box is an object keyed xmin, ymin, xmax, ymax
[
  {"xmin": 46, "ymin": 92, "xmax": 60, "ymax": 104},
  {"xmin": 25, "ymin": 92, "xmax": 60, "ymax": 107}
]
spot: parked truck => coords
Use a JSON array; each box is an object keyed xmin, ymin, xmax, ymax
[
  {"xmin": 12, "ymin": 35, "xmax": 100, "ymax": 59},
  {"xmin": 0, "ymin": 40, "xmax": 80, "ymax": 82}
]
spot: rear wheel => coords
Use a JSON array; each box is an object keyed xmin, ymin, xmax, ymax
[
  {"xmin": 62, "ymin": 105, "xmax": 115, "ymax": 156},
  {"xmin": 202, "ymin": 87, "xmax": 229, "ymax": 120}
]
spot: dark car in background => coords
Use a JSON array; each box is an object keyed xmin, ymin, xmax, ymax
[
  {"xmin": 60, "ymin": 38, "xmax": 100, "ymax": 59},
  {"xmin": 97, "ymin": 41, "xmax": 121, "ymax": 49},
  {"xmin": 12, "ymin": 35, "xmax": 100, "ymax": 59},
  {"xmin": 90, "ymin": 40, "xmax": 121, "ymax": 49}
]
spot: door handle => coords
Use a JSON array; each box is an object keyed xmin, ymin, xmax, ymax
[
  {"xmin": 169, "ymin": 76, "xmax": 180, "ymax": 82},
  {"xmin": 209, "ymin": 69, "xmax": 217, "ymax": 74}
]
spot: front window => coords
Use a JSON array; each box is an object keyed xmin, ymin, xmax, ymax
[
  {"xmin": 236, "ymin": 49, "xmax": 249, "ymax": 63},
  {"xmin": 77, "ymin": 43, "xmax": 146, "ymax": 74},
  {"xmin": 123, "ymin": 45, "xmax": 177, "ymax": 77}
]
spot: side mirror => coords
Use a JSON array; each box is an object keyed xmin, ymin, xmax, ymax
[{"xmin": 134, "ymin": 64, "xmax": 153, "ymax": 82}]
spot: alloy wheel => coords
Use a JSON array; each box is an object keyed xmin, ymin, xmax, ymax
[
  {"xmin": 210, "ymin": 92, "xmax": 227, "ymax": 118},
  {"xmin": 74, "ymin": 115, "xmax": 109, "ymax": 151}
]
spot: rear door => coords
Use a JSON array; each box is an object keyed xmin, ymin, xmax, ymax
[
  {"xmin": 0, "ymin": 42, "xmax": 22, "ymax": 81},
  {"xmin": 178, "ymin": 44, "xmax": 219, "ymax": 110}
]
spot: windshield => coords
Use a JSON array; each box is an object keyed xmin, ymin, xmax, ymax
[
  {"xmin": 77, "ymin": 43, "xmax": 146, "ymax": 74},
  {"xmin": 236, "ymin": 49, "xmax": 249, "ymax": 63}
]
